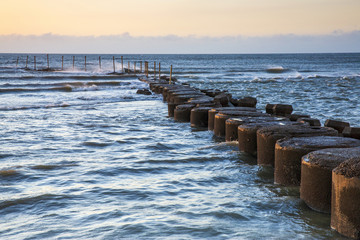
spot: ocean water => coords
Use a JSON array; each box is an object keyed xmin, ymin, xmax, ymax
[{"xmin": 0, "ymin": 53, "xmax": 359, "ymax": 239}]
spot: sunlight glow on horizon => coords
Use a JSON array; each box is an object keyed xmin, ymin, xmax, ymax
[{"xmin": 1, "ymin": 0, "xmax": 360, "ymax": 37}]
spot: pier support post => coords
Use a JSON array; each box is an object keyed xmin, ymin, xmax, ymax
[
  {"xmin": 154, "ymin": 61, "xmax": 156, "ymax": 79},
  {"xmin": 170, "ymin": 65, "xmax": 173, "ymax": 84},
  {"xmin": 145, "ymin": 61, "xmax": 149, "ymax": 77},
  {"xmin": 159, "ymin": 62, "xmax": 161, "ymax": 80},
  {"xmin": 121, "ymin": 56, "xmax": 124, "ymax": 73},
  {"xmin": 113, "ymin": 56, "xmax": 116, "ymax": 72}
]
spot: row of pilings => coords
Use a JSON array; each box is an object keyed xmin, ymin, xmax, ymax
[{"xmin": 138, "ymin": 75, "xmax": 360, "ymax": 239}]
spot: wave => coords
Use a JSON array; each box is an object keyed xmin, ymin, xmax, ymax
[
  {"xmin": 0, "ymin": 194, "xmax": 73, "ymax": 211},
  {"xmin": 0, "ymin": 103, "xmax": 71, "ymax": 111},
  {"xmin": 31, "ymin": 164, "xmax": 77, "ymax": 171},
  {"xmin": 266, "ymin": 66, "xmax": 287, "ymax": 73},
  {"xmin": 250, "ymin": 77, "xmax": 279, "ymax": 83},
  {"xmin": 0, "ymin": 169, "xmax": 19, "ymax": 177},
  {"xmin": 82, "ymin": 141, "xmax": 114, "ymax": 147},
  {"xmin": 0, "ymin": 74, "xmax": 135, "ymax": 81},
  {"xmin": 0, "ymin": 80, "xmax": 131, "ymax": 94}
]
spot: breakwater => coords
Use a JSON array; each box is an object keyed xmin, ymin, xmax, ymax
[
  {"xmin": 1, "ymin": 53, "xmax": 360, "ymax": 239},
  {"xmin": 140, "ymin": 73, "xmax": 360, "ymax": 239}
]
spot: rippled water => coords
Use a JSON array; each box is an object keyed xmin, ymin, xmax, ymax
[{"xmin": 1, "ymin": 53, "xmax": 359, "ymax": 239}]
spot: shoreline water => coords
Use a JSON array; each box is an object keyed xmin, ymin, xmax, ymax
[{"xmin": 0, "ymin": 53, "xmax": 359, "ymax": 239}]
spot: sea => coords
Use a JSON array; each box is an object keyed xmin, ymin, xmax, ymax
[{"xmin": 0, "ymin": 53, "xmax": 359, "ymax": 239}]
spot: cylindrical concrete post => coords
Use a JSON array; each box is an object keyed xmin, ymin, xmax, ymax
[
  {"xmin": 300, "ymin": 147, "xmax": 360, "ymax": 213},
  {"xmin": 274, "ymin": 136, "xmax": 360, "ymax": 186},
  {"xmin": 331, "ymin": 158, "xmax": 360, "ymax": 239},
  {"xmin": 257, "ymin": 125, "xmax": 338, "ymax": 166}
]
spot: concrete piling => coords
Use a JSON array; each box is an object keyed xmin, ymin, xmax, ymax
[
  {"xmin": 190, "ymin": 107, "xmax": 213, "ymax": 128},
  {"xmin": 237, "ymin": 120, "xmax": 296, "ymax": 156},
  {"xmin": 214, "ymin": 111, "xmax": 268, "ymax": 138},
  {"xmin": 331, "ymin": 158, "xmax": 360, "ymax": 239},
  {"xmin": 138, "ymin": 66, "xmax": 360, "ymax": 238},
  {"xmin": 174, "ymin": 104, "xmax": 196, "ymax": 122},
  {"xmin": 300, "ymin": 147, "xmax": 360, "ymax": 213},
  {"xmin": 257, "ymin": 125, "xmax": 338, "ymax": 166},
  {"xmin": 208, "ymin": 107, "xmax": 258, "ymax": 131},
  {"xmin": 343, "ymin": 127, "xmax": 360, "ymax": 139},
  {"xmin": 324, "ymin": 119, "xmax": 350, "ymax": 134},
  {"xmin": 274, "ymin": 136, "xmax": 360, "ymax": 186}
]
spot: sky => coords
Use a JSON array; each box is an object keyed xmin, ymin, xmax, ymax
[{"xmin": 0, "ymin": 0, "xmax": 360, "ymax": 53}]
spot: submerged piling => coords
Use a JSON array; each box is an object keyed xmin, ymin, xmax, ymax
[{"xmin": 154, "ymin": 61, "xmax": 156, "ymax": 79}]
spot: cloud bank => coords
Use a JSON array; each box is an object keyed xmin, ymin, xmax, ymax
[{"xmin": 1, "ymin": 31, "xmax": 360, "ymax": 54}]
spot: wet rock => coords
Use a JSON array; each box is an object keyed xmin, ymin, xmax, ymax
[
  {"xmin": 297, "ymin": 118, "xmax": 321, "ymax": 126},
  {"xmin": 265, "ymin": 104, "xmax": 275, "ymax": 114},
  {"xmin": 214, "ymin": 92, "xmax": 232, "ymax": 107},
  {"xmin": 231, "ymin": 97, "xmax": 257, "ymax": 108},
  {"xmin": 272, "ymin": 104, "xmax": 293, "ymax": 116},
  {"xmin": 289, "ymin": 114, "xmax": 310, "ymax": 121},
  {"xmin": 342, "ymin": 127, "xmax": 360, "ymax": 139},
  {"xmin": 325, "ymin": 119, "xmax": 350, "ymax": 133},
  {"xmin": 136, "ymin": 89, "xmax": 152, "ymax": 95}
]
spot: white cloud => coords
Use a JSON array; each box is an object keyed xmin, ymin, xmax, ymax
[{"xmin": 0, "ymin": 31, "xmax": 359, "ymax": 54}]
